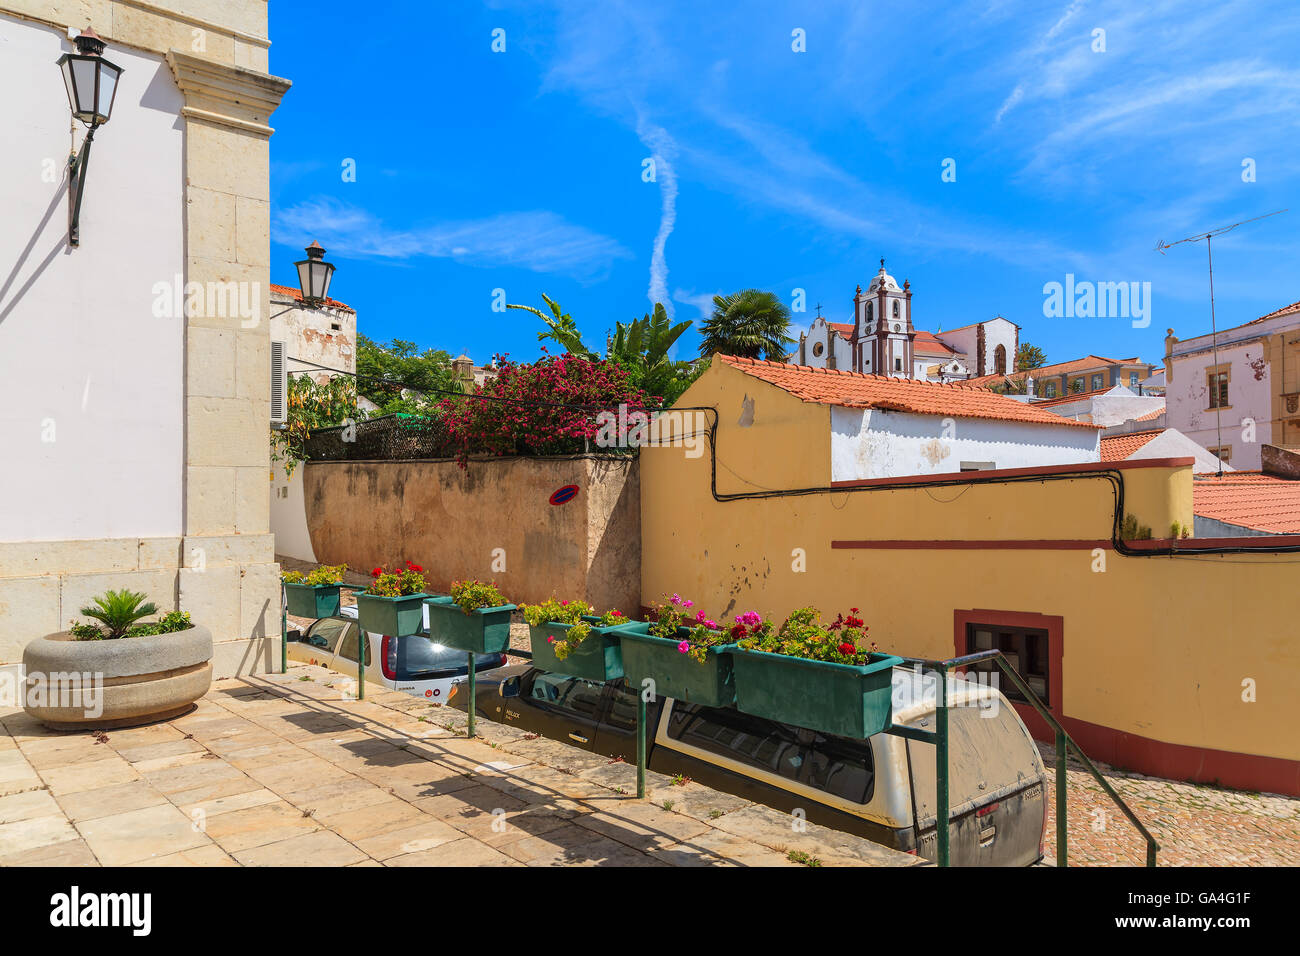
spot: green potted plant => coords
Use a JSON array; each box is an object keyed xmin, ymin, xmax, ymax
[
  {"xmin": 281, "ymin": 564, "xmax": 347, "ymax": 618},
  {"xmin": 523, "ymin": 598, "xmax": 627, "ymax": 681},
  {"xmin": 22, "ymin": 589, "xmax": 212, "ymax": 728},
  {"xmin": 615, "ymin": 594, "xmax": 736, "ymax": 707},
  {"xmin": 728, "ymin": 607, "xmax": 902, "ymax": 738},
  {"xmin": 426, "ymin": 580, "xmax": 516, "ymax": 653},
  {"xmin": 356, "ymin": 562, "xmax": 429, "ymax": 637}
]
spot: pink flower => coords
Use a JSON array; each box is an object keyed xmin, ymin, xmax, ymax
[{"xmin": 677, "ymin": 640, "xmax": 689, "ymax": 654}]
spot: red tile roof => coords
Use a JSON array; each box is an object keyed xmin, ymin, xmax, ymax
[
  {"xmin": 966, "ymin": 354, "xmax": 1149, "ymax": 387},
  {"xmin": 1100, "ymin": 429, "xmax": 1161, "ymax": 461},
  {"xmin": 1132, "ymin": 407, "xmax": 1164, "ymax": 423},
  {"xmin": 914, "ymin": 331, "xmax": 958, "ymax": 355},
  {"xmin": 717, "ymin": 355, "xmax": 1100, "ymax": 429},
  {"xmin": 828, "ymin": 322, "xmax": 854, "ymax": 340},
  {"xmin": 1193, "ymin": 472, "xmax": 1300, "ymax": 534},
  {"xmin": 270, "ymin": 283, "xmax": 355, "ymax": 313}
]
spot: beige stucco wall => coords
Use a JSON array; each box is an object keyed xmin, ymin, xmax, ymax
[
  {"xmin": 641, "ymin": 360, "xmax": 1298, "ymax": 785},
  {"xmin": 301, "ymin": 457, "xmax": 641, "ymax": 614},
  {"xmin": 0, "ymin": 0, "xmax": 288, "ymax": 679}
]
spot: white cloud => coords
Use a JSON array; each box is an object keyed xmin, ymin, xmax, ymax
[
  {"xmin": 638, "ymin": 120, "xmax": 678, "ymax": 316},
  {"xmin": 273, "ymin": 198, "xmax": 632, "ymax": 279}
]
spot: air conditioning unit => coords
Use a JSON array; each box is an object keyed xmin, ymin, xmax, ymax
[{"xmin": 270, "ymin": 340, "xmax": 287, "ymax": 426}]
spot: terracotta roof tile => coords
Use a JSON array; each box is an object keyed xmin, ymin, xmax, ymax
[
  {"xmin": 1100, "ymin": 429, "xmax": 1162, "ymax": 461},
  {"xmin": 717, "ymin": 355, "xmax": 1100, "ymax": 429},
  {"xmin": 827, "ymin": 322, "xmax": 855, "ymax": 340},
  {"xmin": 270, "ymin": 282, "xmax": 355, "ymax": 313},
  {"xmin": 1193, "ymin": 472, "xmax": 1300, "ymax": 534},
  {"xmin": 966, "ymin": 354, "xmax": 1150, "ymax": 387},
  {"xmin": 914, "ymin": 331, "xmax": 958, "ymax": 355}
]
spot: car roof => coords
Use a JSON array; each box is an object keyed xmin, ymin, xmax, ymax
[{"xmin": 890, "ymin": 666, "xmax": 1007, "ymax": 725}]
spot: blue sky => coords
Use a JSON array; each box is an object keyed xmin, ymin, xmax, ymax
[{"xmin": 268, "ymin": 0, "xmax": 1300, "ymax": 370}]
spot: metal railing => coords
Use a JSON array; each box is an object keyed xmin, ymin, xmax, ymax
[{"xmin": 889, "ymin": 650, "xmax": 1159, "ymax": 867}]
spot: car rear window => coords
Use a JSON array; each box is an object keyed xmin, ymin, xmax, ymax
[
  {"xmin": 805, "ymin": 733, "xmax": 875, "ymax": 804},
  {"xmin": 666, "ymin": 703, "xmax": 806, "ymax": 784},
  {"xmin": 394, "ymin": 635, "xmax": 499, "ymax": 679},
  {"xmin": 304, "ymin": 617, "xmax": 348, "ymax": 653}
]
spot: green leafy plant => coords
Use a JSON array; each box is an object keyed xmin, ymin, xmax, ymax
[
  {"xmin": 1121, "ymin": 514, "xmax": 1153, "ymax": 540},
  {"xmin": 787, "ymin": 849, "xmax": 822, "ymax": 867},
  {"xmin": 698, "ymin": 289, "xmax": 795, "ymax": 361},
  {"xmin": 76, "ymin": 589, "xmax": 158, "ymax": 639},
  {"xmin": 71, "ymin": 591, "xmax": 192, "ymax": 640},
  {"xmin": 449, "ymin": 580, "xmax": 507, "ymax": 613},
  {"xmin": 735, "ymin": 606, "xmax": 878, "ymax": 665},
  {"xmin": 271, "ymin": 374, "xmax": 360, "ymax": 476},
  {"xmin": 282, "ymin": 564, "xmax": 347, "ymax": 587},
  {"xmin": 1170, "ymin": 521, "xmax": 1191, "ymax": 539},
  {"xmin": 648, "ymin": 594, "xmax": 727, "ymax": 664},
  {"xmin": 521, "ymin": 598, "xmax": 623, "ymax": 660},
  {"xmin": 367, "ymin": 562, "xmax": 427, "ymax": 597}
]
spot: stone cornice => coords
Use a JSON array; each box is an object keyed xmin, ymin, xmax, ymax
[{"xmin": 166, "ymin": 49, "xmax": 290, "ymax": 136}]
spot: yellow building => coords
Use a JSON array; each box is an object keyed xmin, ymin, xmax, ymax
[{"xmin": 641, "ymin": 355, "xmax": 1300, "ymax": 795}]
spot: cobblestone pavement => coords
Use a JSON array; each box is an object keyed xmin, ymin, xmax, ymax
[
  {"xmin": 0, "ymin": 664, "xmax": 918, "ymax": 868},
  {"xmin": 1038, "ymin": 741, "xmax": 1300, "ymax": 866}
]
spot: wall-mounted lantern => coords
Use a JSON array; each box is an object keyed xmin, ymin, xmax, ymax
[
  {"xmin": 57, "ymin": 27, "xmax": 123, "ymax": 247},
  {"xmin": 295, "ymin": 241, "xmax": 336, "ymax": 306}
]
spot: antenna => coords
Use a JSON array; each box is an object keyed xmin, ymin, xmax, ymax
[{"xmin": 1155, "ymin": 209, "xmax": 1287, "ymax": 477}]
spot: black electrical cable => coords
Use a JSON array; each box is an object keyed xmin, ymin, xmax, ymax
[{"xmin": 287, "ymin": 354, "xmax": 1300, "ymax": 559}]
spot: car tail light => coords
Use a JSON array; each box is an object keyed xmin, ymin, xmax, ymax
[
  {"xmin": 381, "ymin": 635, "xmax": 396, "ymax": 680},
  {"xmin": 976, "ymin": 802, "xmax": 999, "ymax": 817}
]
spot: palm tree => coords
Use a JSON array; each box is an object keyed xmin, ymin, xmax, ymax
[
  {"xmin": 78, "ymin": 589, "xmax": 159, "ymax": 638},
  {"xmin": 506, "ymin": 294, "xmax": 595, "ymax": 358},
  {"xmin": 698, "ymin": 290, "xmax": 795, "ymax": 361}
]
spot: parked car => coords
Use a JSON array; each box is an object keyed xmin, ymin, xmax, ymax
[
  {"xmin": 449, "ymin": 664, "xmax": 1047, "ymax": 866},
  {"xmin": 287, "ymin": 604, "xmax": 507, "ymax": 703}
]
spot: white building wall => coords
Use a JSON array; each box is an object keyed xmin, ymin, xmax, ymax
[
  {"xmin": 1166, "ymin": 341, "xmax": 1272, "ymax": 470},
  {"xmin": 1128, "ymin": 430, "xmax": 1231, "ymax": 473},
  {"xmin": 800, "ymin": 318, "xmax": 852, "ymax": 369},
  {"xmin": 270, "ymin": 458, "xmax": 318, "ymax": 563},
  {"xmin": 269, "ymin": 295, "xmax": 356, "ymax": 383},
  {"xmin": 830, "ymin": 407, "xmax": 1100, "ymax": 481},
  {"xmin": 0, "ymin": 17, "xmax": 184, "ymax": 541}
]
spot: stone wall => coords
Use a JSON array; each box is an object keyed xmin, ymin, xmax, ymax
[{"xmin": 300, "ymin": 457, "xmax": 641, "ymax": 613}]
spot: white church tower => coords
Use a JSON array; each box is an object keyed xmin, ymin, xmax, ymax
[{"xmin": 853, "ymin": 259, "xmax": 914, "ymax": 377}]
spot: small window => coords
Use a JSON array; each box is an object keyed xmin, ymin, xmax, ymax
[
  {"xmin": 1129, "ymin": 372, "xmax": 1139, "ymax": 387},
  {"xmin": 336, "ymin": 624, "xmax": 371, "ymax": 665},
  {"xmin": 812, "ymin": 342, "xmax": 824, "ymax": 357},
  {"xmin": 1043, "ymin": 382, "xmax": 1057, "ymax": 398},
  {"xmin": 302, "ymin": 617, "xmax": 348, "ymax": 652},
  {"xmin": 959, "ymin": 461, "xmax": 995, "ymax": 472},
  {"xmin": 1208, "ymin": 371, "xmax": 1230, "ymax": 409},
  {"xmin": 526, "ymin": 672, "xmax": 603, "ymax": 719},
  {"xmin": 866, "ymin": 302, "xmax": 873, "ymax": 321},
  {"xmin": 965, "ymin": 624, "xmax": 1048, "ymax": 703},
  {"xmin": 1091, "ymin": 373, "xmax": 1104, "ymax": 391},
  {"xmin": 330, "ymin": 322, "xmax": 341, "ymax": 331},
  {"xmin": 1208, "ymin": 446, "xmax": 1232, "ymax": 464},
  {"xmin": 1071, "ymin": 378, "xmax": 1085, "ymax": 393},
  {"xmin": 892, "ymin": 301, "xmax": 900, "ymax": 319},
  {"xmin": 667, "ymin": 702, "xmax": 806, "ymax": 783},
  {"xmin": 805, "ymin": 732, "xmax": 875, "ymax": 804}
]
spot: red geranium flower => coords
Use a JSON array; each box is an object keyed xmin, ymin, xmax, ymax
[{"xmin": 838, "ymin": 642, "xmax": 855, "ymax": 656}]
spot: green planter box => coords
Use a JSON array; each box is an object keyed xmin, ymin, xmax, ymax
[
  {"xmin": 615, "ymin": 621, "xmax": 736, "ymax": 707},
  {"xmin": 425, "ymin": 596, "xmax": 516, "ymax": 653},
  {"xmin": 729, "ymin": 647, "xmax": 903, "ymax": 738},
  {"xmin": 355, "ymin": 592, "xmax": 428, "ymax": 637},
  {"xmin": 283, "ymin": 582, "xmax": 342, "ymax": 619},
  {"xmin": 529, "ymin": 616, "xmax": 625, "ymax": 681}
]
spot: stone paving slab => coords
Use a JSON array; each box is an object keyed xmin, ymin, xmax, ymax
[{"xmin": 0, "ymin": 663, "xmax": 923, "ymax": 867}]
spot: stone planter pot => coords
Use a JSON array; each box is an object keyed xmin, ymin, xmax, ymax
[{"xmin": 21, "ymin": 625, "xmax": 213, "ymax": 729}]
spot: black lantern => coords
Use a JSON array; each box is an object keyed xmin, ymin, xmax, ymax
[
  {"xmin": 57, "ymin": 28, "xmax": 123, "ymax": 128},
  {"xmin": 295, "ymin": 241, "xmax": 336, "ymax": 306},
  {"xmin": 57, "ymin": 28, "xmax": 123, "ymax": 246}
]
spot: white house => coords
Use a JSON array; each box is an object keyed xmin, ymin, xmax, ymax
[
  {"xmin": 1164, "ymin": 299, "xmax": 1300, "ymax": 470},
  {"xmin": 717, "ymin": 356, "xmax": 1101, "ymax": 482}
]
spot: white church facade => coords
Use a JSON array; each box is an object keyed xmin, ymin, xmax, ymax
[{"xmin": 796, "ymin": 261, "xmax": 1019, "ymax": 382}]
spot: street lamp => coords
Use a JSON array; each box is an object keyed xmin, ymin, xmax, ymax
[
  {"xmin": 294, "ymin": 241, "xmax": 336, "ymax": 306},
  {"xmin": 57, "ymin": 27, "xmax": 123, "ymax": 246}
]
